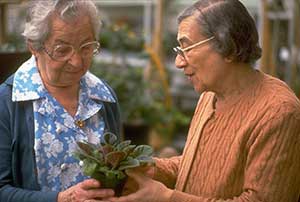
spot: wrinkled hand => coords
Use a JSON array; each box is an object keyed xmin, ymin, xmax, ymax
[
  {"xmin": 121, "ymin": 165, "xmax": 155, "ymax": 196},
  {"xmin": 110, "ymin": 170, "xmax": 173, "ymax": 202},
  {"xmin": 57, "ymin": 179, "xmax": 115, "ymax": 202}
]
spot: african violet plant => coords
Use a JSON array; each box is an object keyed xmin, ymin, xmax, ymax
[{"xmin": 73, "ymin": 132, "xmax": 154, "ymax": 194}]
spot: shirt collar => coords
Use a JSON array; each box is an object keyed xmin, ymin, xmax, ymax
[{"xmin": 12, "ymin": 55, "xmax": 116, "ymax": 103}]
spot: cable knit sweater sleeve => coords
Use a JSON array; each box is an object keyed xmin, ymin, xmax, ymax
[
  {"xmin": 170, "ymin": 100, "xmax": 300, "ymax": 202},
  {"xmin": 153, "ymin": 156, "xmax": 181, "ymax": 188}
]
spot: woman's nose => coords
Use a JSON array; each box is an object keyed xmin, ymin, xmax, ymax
[
  {"xmin": 68, "ymin": 51, "xmax": 83, "ymax": 67},
  {"xmin": 175, "ymin": 54, "xmax": 187, "ymax": 69}
]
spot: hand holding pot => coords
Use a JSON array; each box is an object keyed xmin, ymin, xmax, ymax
[{"xmin": 57, "ymin": 179, "xmax": 115, "ymax": 202}]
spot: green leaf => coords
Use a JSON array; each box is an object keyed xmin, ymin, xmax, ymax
[
  {"xmin": 103, "ymin": 132, "xmax": 118, "ymax": 145},
  {"xmin": 106, "ymin": 151, "xmax": 127, "ymax": 169},
  {"xmin": 119, "ymin": 158, "xmax": 140, "ymax": 170},
  {"xmin": 73, "ymin": 151, "xmax": 86, "ymax": 161},
  {"xmin": 82, "ymin": 159, "xmax": 98, "ymax": 176},
  {"xmin": 116, "ymin": 140, "xmax": 132, "ymax": 151},
  {"xmin": 130, "ymin": 145, "xmax": 153, "ymax": 158},
  {"xmin": 102, "ymin": 172, "xmax": 126, "ymax": 188},
  {"xmin": 136, "ymin": 155, "xmax": 155, "ymax": 165},
  {"xmin": 116, "ymin": 171, "xmax": 126, "ymax": 180},
  {"xmin": 98, "ymin": 166, "xmax": 110, "ymax": 173},
  {"xmin": 107, "ymin": 170, "xmax": 118, "ymax": 177},
  {"xmin": 74, "ymin": 149, "xmax": 103, "ymax": 165},
  {"xmin": 92, "ymin": 150, "xmax": 104, "ymax": 162},
  {"xmin": 123, "ymin": 145, "xmax": 136, "ymax": 156}
]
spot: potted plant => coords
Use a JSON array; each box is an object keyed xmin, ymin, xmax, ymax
[{"xmin": 73, "ymin": 132, "xmax": 154, "ymax": 196}]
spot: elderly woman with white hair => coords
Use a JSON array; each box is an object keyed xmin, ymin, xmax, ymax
[{"xmin": 0, "ymin": 1, "xmax": 121, "ymax": 202}]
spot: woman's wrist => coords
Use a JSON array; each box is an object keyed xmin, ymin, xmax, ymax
[
  {"xmin": 163, "ymin": 188, "xmax": 174, "ymax": 202},
  {"xmin": 57, "ymin": 191, "xmax": 70, "ymax": 202}
]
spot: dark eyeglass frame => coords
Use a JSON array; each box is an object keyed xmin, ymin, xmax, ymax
[{"xmin": 43, "ymin": 41, "xmax": 100, "ymax": 62}]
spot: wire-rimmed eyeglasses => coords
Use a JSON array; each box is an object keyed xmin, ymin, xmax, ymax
[
  {"xmin": 173, "ymin": 36, "xmax": 214, "ymax": 59},
  {"xmin": 43, "ymin": 41, "xmax": 100, "ymax": 62}
]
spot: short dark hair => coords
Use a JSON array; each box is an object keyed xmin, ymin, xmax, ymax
[{"xmin": 178, "ymin": 0, "xmax": 262, "ymax": 65}]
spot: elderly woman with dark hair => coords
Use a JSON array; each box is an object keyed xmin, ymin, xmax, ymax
[
  {"xmin": 110, "ymin": 0, "xmax": 300, "ymax": 202},
  {"xmin": 0, "ymin": 1, "xmax": 121, "ymax": 202}
]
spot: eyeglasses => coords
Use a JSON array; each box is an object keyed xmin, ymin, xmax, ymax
[
  {"xmin": 43, "ymin": 41, "xmax": 100, "ymax": 62},
  {"xmin": 173, "ymin": 36, "xmax": 214, "ymax": 59}
]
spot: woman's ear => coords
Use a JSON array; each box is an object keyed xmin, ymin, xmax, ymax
[
  {"xmin": 224, "ymin": 56, "xmax": 234, "ymax": 63},
  {"xmin": 27, "ymin": 42, "xmax": 42, "ymax": 63},
  {"xmin": 27, "ymin": 41, "xmax": 38, "ymax": 56}
]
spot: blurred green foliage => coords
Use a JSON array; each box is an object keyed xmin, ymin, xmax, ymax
[
  {"xmin": 100, "ymin": 23, "xmax": 144, "ymax": 52},
  {"xmin": 90, "ymin": 62, "xmax": 190, "ymax": 134},
  {"xmin": 92, "ymin": 21, "xmax": 190, "ymax": 142}
]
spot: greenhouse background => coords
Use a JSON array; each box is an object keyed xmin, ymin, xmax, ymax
[{"xmin": 0, "ymin": 0, "xmax": 299, "ymax": 155}]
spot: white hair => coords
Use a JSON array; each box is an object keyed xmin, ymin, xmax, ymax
[{"xmin": 23, "ymin": 0, "xmax": 102, "ymax": 50}]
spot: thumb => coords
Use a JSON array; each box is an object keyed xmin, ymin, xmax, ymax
[
  {"xmin": 125, "ymin": 169, "xmax": 149, "ymax": 186},
  {"xmin": 80, "ymin": 179, "xmax": 101, "ymax": 189}
]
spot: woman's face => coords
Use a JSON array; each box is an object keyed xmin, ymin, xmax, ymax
[
  {"xmin": 32, "ymin": 14, "xmax": 95, "ymax": 88},
  {"xmin": 175, "ymin": 16, "xmax": 227, "ymax": 93}
]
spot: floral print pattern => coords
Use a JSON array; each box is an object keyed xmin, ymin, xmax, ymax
[{"xmin": 12, "ymin": 56, "xmax": 116, "ymax": 191}]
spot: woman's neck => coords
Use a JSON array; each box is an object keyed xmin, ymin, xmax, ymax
[
  {"xmin": 44, "ymin": 83, "xmax": 80, "ymax": 117},
  {"xmin": 213, "ymin": 64, "xmax": 258, "ymax": 110}
]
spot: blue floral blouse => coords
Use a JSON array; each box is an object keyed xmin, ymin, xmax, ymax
[{"xmin": 12, "ymin": 56, "xmax": 116, "ymax": 191}]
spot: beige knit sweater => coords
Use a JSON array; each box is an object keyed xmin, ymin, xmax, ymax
[{"xmin": 154, "ymin": 72, "xmax": 300, "ymax": 202}]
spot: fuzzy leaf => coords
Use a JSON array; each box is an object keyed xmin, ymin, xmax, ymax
[
  {"xmin": 103, "ymin": 132, "xmax": 118, "ymax": 145},
  {"xmin": 76, "ymin": 141, "xmax": 95, "ymax": 155},
  {"xmin": 130, "ymin": 145, "xmax": 153, "ymax": 158},
  {"xmin": 73, "ymin": 151, "xmax": 86, "ymax": 161},
  {"xmin": 74, "ymin": 150, "xmax": 103, "ymax": 165},
  {"xmin": 118, "ymin": 158, "xmax": 140, "ymax": 170},
  {"xmin": 136, "ymin": 155, "xmax": 155, "ymax": 165},
  {"xmin": 123, "ymin": 145, "xmax": 136, "ymax": 156},
  {"xmin": 82, "ymin": 159, "xmax": 98, "ymax": 176},
  {"xmin": 116, "ymin": 170, "xmax": 126, "ymax": 180},
  {"xmin": 92, "ymin": 150, "xmax": 104, "ymax": 162},
  {"xmin": 100, "ymin": 170, "xmax": 126, "ymax": 188},
  {"xmin": 106, "ymin": 151, "xmax": 127, "ymax": 168},
  {"xmin": 101, "ymin": 144, "xmax": 114, "ymax": 156},
  {"xmin": 98, "ymin": 166, "xmax": 110, "ymax": 173},
  {"xmin": 116, "ymin": 140, "xmax": 132, "ymax": 151},
  {"xmin": 92, "ymin": 168, "xmax": 126, "ymax": 188},
  {"xmin": 106, "ymin": 170, "xmax": 120, "ymax": 178}
]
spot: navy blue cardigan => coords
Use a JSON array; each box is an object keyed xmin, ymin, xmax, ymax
[{"xmin": 0, "ymin": 75, "xmax": 121, "ymax": 202}]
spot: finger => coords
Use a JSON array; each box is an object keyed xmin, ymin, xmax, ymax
[
  {"xmin": 130, "ymin": 164, "xmax": 154, "ymax": 173},
  {"xmin": 80, "ymin": 179, "xmax": 101, "ymax": 189},
  {"xmin": 86, "ymin": 188, "xmax": 115, "ymax": 199},
  {"xmin": 108, "ymin": 197, "xmax": 119, "ymax": 202},
  {"xmin": 125, "ymin": 170, "xmax": 149, "ymax": 185},
  {"xmin": 109, "ymin": 194, "xmax": 138, "ymax": 202},
  {"xmin": 114, "ymin": 192, "xmax": 141, "ymax": 202}
]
